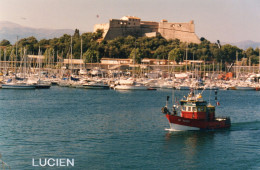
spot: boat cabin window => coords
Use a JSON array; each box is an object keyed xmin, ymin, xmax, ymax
[
  {"xmin": 193, "ymin": 107, "xmax": 197, "ymax": 112},
  {"xmin": 188, "ymin": 107, "xmax": 191, "ymax": 112},
  {"xmin": 197, "ymin": 107, "xmax": 205, "ymax": 112}
]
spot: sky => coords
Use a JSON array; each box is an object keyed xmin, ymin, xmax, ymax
[{"xmin": 0, "ymin": 0, "xmax": 260, "ymax": 43}]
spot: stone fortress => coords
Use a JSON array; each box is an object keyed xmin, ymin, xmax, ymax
[{"xmin": 94, "ymin": 16, "xmax": 201, "ymax": 44}]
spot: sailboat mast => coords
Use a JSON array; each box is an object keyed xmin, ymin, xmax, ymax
[
  {"xmin": 70, "ymin": 36, "xmax": 73, "ymax": 75},
  {"xmin": 236, "ymin": 51, "xmax": 238, "ymax": 80},
  {"xmin": 80, "ymin": 38, "xmax": 82, "ymax": 70},
  {"xmin": 23, "ymin": 48, "xmax": 26, "ymax": 78},
  {"xmin": 4, "ymin": 49, "xmax": 6, "ymax": 75},
  {"xmin": 0, "ymin": 48, "xmax": 1, "ymax": 72},
  {"xmin": 15, "ymin": 36, "xmax": 18, "ymax": 74},
  {"xmin": 38, "ymin": 46, "xmax": 41, "ymax": 80},
  {"xmin": 185, "ymin": 44, "xmax": 188, "ymax": 72},
  {"xmin": 259, "ymin": 47, "xmax": 260, "ymax": 73},
  {"xmin": 133, "ymin": 40, "xmax": 136, "ymax": 78}
]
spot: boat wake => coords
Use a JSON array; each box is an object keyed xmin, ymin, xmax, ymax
[
  {"xmin": 230, "ymin": 121, "xmax": 260, "ymax": 131},
  {"xmin": 165, "ymin": 128, "xmax": 181, "ymax": 132}
]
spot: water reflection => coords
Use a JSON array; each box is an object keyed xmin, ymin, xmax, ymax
[{"xmin": 163, "ymin": 131, "xmax": 216, "ymax": 169}]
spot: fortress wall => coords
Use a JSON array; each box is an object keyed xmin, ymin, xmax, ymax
[
  {"xmin": 159, "ymin": 20, "xmax": 194, "ymax": 33},
  {"xmin": 94, "ymin": 23, "xmax": 110, "ymax": 32},
  {"xmin": 110, "ymin": 19, "xmax": 128, "ymax": 28},
  {"xmin": 94, "ymin": 17, "xmax": 200, "ymax": 43},
  {"xmin": 158, "ymin": 20, "xmax": 200, "ymax": 43},
  {"xmin": 110, "ymin": 19, "xmax": 140, "ymax": 28},
  {"xmin": 103, "ymin": 18, "xmax": 142, "ymax": 40},
  {"xmin": 94, "ymin": 23, "xmax": 110, "ymax": 39},
  {"xmin": 159, "ymin": 28, "xmax": 200, "ymax": 43},
  {"xmin": 141, "ymin": 21, "xmax": 159, "ymax": 27},
  {"xmin": 172, "ymin": 31, "xmax": 200, "ymax": 43},
  {"xmin": 104, "ymin": 27, "xmax": 142, "ymax": 40},
  {"xmin": 140, "ymin": 21, "xmax": 158, "ymax": 36}
]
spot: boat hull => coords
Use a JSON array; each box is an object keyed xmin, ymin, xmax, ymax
[
  {"xmin": 1, "ymin": 84, "xmax": 36, "ymax": 89},
  {"xmin": 176, "ymin": 86, "xmax": 190, "ymax": 90},
  {"xmin": 234, "ymin": 86, "xmax": 255, "ymax": 91},
  {"xmin": 34, "ymin": 85, "xmax": 51, "ymax": 89},
  {"xmin": 165, "ymin": 114, "xmax": 231, "ymax": 131},
  {"xmin": 114, "ymin": 85, "xmax": 148, "ymax": 90},
  {"xmin": 83, "ymin": 85, "xmax": 110, "ymax": 89}
]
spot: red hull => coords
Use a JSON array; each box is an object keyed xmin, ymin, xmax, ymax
[{"xmin": 166, "ymin": 114, "xmax": 231, "ymax": 130}]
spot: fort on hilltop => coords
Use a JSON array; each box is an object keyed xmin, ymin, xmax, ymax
[{"xmin": 94, "ymin": 16, "xmax": 201, "ymax": 43}]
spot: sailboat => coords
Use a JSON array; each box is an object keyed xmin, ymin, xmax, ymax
[
  {"xmin": 2, "ymin": 48, "xmax": 35, "ymax": 89},
  {"xmin": 79, "ymin": 38, "xmax": 88, "ymax": 75},
  {"xmin": 58, "ymin": 36, "xmax": 76, "ymax": 87},
  {"xmin": 114, "ymin": 78, "xmax": 148, "ymax": 90},
  {"xmin": 114, "ymin": 44, "xmax": 148, "ymax": 90},
  {"xmin": 27, "ymin": 47, "xmax": 51, "ymax": 89},
  {"xmin": 83, "ymin": 79, "xmax": 110, "ymax": 89}
]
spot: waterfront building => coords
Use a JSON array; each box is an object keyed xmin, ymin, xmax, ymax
[{"xmin": 100, "ymin": 58, "xmax": 133, "ymax": 65}]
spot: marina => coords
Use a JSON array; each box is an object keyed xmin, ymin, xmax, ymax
[
  {"xmin": 0, "ymin": 38, "xmax": 260, "ymax": 170},
  {"xmin": 0, "ymin": 1, "xmax": 260, "ymax": 169},
  {"xmin": 0, "ymin": 59, "xmax": 260, "ymax": 91}
]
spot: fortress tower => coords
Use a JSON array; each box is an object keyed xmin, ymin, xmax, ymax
[{"xmin": 94, "ymin": 16, "xmax": 200, "ymax": 44}]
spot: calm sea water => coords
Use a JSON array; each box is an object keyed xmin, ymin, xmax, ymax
[{"xmin": 0, "ymin": 87, "xmax": 259, "ymax": 169}]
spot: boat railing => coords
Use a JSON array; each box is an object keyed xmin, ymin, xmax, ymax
[{"xmin": 0, "ymin": 159, "xmax": 11, "ymax": 170}]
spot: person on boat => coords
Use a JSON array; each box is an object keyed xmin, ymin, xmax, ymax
[
  {"xmin": 161, "ymin": 107, "xmax": 170, "ymax": 114},
  {"xmin": 172, "ymin": 106, "xmax": 177, "ymax": 116}
]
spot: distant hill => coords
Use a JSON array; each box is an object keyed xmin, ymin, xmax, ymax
[
  {"xmin": 0, "ymin": 21, "xmax": 74, "ymax": 44},
  {"xmin": 225, "ymin": 40, "xmax": 260, "ymax": 50}
]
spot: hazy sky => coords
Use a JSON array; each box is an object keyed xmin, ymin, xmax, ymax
[{"xmin": 0, "ymin": 0, "xmax": 260, "ymax": 43}]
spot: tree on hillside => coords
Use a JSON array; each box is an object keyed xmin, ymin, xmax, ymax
[
  {"xmin": 18, "ymin": 36, "xmax": 38, "ymax": 54},
  {"xmin": 168, "ymin": 48, "xmax": 183, "ymax": 64},
  {"xmin": 221, "ymin": 44, "xmax": 242, "ymax": 63},
  {"xmin": 0, "ymin": 39, "xmax": 11, "ymax": 46},
  {"xmin": 73, "ymin": 29, "xmax": 80, "ymax": 39},
  {"xmin": 129, "ymin": 48, "xmax": 141, "ymax": 64},
  {"xmin": 93, "ymin": 29, "xmax": 103, "ymax": 40},
  {"xmin": 83, "ymin": 49, "xmax": 100, "ymax": 63},
  {"xmin": 153, "ymin": 45, "xmax": 169, "ymax": 59}
]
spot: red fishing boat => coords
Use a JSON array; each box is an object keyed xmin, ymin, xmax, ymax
[{"xmin": 161, "ymin": 91, "xmax": 231, "ymax": 131}]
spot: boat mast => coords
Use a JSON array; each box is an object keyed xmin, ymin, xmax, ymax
[
  {"xmin": 4, "ymin": 49, "xmax": 6, "ymax": 76},
  {"xmin": 204, "ymin": 59, "xmax": 206, "ymax": 80},
  {"xmin": 70, "ymin": 36, "xmax": 73, "ymax": 76},
  {"xmin": 0, "ymin": 48, "xmax": 1, "ymax": 73},
  {"xmin": 52, "ymin": 49, "xmax": 55, "ymax": 70},
  {"xmin": 185, "ymin": 44, "xmax": 188, "ymax": 73},
  {"xmin": 15, "ymin": 36, "xmax": 18, "ymax": 74},
  {"xmin": 23, "ymin": 48, "xmax": 26, "ymax": 79},
  {"xmin": 134, "ymin": 40, "xmax": 136, "ymax": 78},
  {"xmin": 0, "ymin": 48, "xmax": 3, "ymax": 73},
  {"xmin": 259, "ymin": 47, "xmax": 260, "ymax": 74},
  {"xmin": 38, "ymin": 46, "xmax": 41, "ymax": 80},
  {"xmin": 80, "ymin": 38, "xmax": 82, "ymax": 71}
]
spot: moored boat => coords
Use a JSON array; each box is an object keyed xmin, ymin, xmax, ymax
[
  {"xmin": 234, "ymin": 86, "xmax": 255, "ymax": 91},
  {"xmin": 34, "ymin": 84, "xmax": 51, "ymax": 89},
  {"xmin": 83, "ymin": 80, "xmax": 110, "ymax": 89},
  {"xmin": 114, "ymin": 84, "xmax": 148, "ymax": 90},
  {"xmin": 1, "ymin": 83, "xmax": 36, "ymax": 89},
  {"xmin": 161, "ymin": 91, "xmax": 231, "ymax": 131},
  {"xmin": 114, "ymin": 78, "xmax": 148, "ymax": 90}
]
